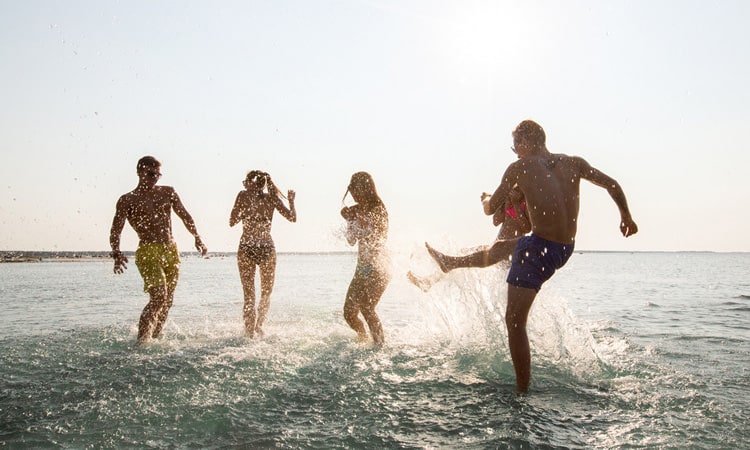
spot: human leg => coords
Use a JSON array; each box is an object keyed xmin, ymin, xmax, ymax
[
  {"xmin": 151, "ymin": 286, "xmax": 175, "ymax": 339},
  {"xmin": 505, "ymin": 284, "xmax": 537, "ymax": 393},
  {"xmin": 238, "ymin": 251, "xmax": 258, "ymax": 337},
  {"xmin": 502, "ymin": 235, "xmax": 575, "ymax": 392},
  {"xmin": 359, "ymin": 270, "xmax": 389, "ymax": 345},
  {"xmin": 135, "ymin": 243, "xmax": 179, "ymax": 343},
  {"xmin": 138, "ymin": 285, "xmax": 168, "ymax": 343},
  {"xmin": 343, "ymin": 275, "xmax": 368, "ymax": 341},
  {"xmin": 151, "ymin": 247, "xmax": 180, "ymax": 338},
  {"xmin": 426, "ymin": 239, "xmax": 518, "ymax": 273},
  {"xmin": 256, "ymin": 251, "xmax": 277, "ymax": 336},
  {"xmin": 360, "ymin": 303, "xmax": 384, "ymax": 346},
  {"xmin": 486, "ymin": 239, "xmax": 519, "ymax": 267}
]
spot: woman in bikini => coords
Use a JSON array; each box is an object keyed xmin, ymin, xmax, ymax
[
  {"xmin": 230, "ymin": 170, "xmax": 296, "ymax": 337},
  {"xmin": 340, "ymin": 171, "xmax": 390, "ymax": 346}
]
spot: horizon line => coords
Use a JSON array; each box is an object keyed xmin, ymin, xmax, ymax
[{"xmin": 2, "ymin": 249, "xmax": 747, "ymax": 258}]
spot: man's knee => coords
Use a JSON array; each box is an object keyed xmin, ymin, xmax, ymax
[
  {"xmin": 505, "ymin": 311, "xmax": 524, "ymax": 332},
  {"xmin": 148, "ymin": 284, "xmax": 167, "ymax": 298},
  {"xmin": 506, "ymin": 286, "xmax": 536, "ymax": 323}
]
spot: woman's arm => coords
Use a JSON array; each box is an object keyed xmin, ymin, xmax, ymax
[
  {"xmin": 275, "ymin": 190, "xmax": 297, "ymax": 222},
  {"xmin": 229, "ymin": 192, "xmax": 245, "ymax": 227},
  {"xmin": 341, "ymin": 205, "xmax": 359, "ymax": 246}
]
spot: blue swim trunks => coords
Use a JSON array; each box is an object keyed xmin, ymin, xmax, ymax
[{"xmin": 506, "ymin": 234, "xmax": 574, "ymax": 292}]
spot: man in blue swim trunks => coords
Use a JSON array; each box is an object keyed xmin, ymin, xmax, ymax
[
  {"xmin": 485, "ymin": 120, "xmax": 638, "ymax": 393},
  {"xmin": 110, "ymin": 156, "xmax": 208, "ymax": 344}
]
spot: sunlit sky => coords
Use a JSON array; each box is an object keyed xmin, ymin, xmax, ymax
[{"xmin": 2, "ymin": 1, "xmax": 749, "ymax": 253}]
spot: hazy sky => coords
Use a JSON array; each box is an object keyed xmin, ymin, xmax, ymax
[{"xmin": 2, "ymin": 1, "xmax": 749, "ymax": 253}]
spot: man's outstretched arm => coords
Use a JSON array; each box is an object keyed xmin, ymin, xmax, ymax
[
  {"xmin": 577, "ymin": 158, "xmax": 638, "ymax": 237},
  {"xmin": 170, "ymin": 189, "xmax": 208, "ymax": 255}
]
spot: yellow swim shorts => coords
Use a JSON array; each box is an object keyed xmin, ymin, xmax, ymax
[{"xmin": 134, "ymin": 242, "xmax": 181, "ymax": 293}]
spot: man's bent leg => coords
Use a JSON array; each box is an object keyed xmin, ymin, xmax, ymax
[
  {"xmin": 427, "ymin": 238, "xmax": 519, "ymax": 272},
  {"xmin": 505, "ymin": 284, "xmax": 538, "ymax": 393},
  {"xmin": 486, "ymin": 239, "xmax": 518, "ymax": 267},
  {"xmin": 151, "ymin": 286, "xmax": 175, "ymax": 339},
  {"xmin": 426, "ymin": 243, "xmax": 490, "ymax": 272},
  {"xmin": 152, "ymin": 246, "xmax": 180, "ymax": 338},
  {"xmin": 139, "ymin": 285, "xmax": 168, "ymax": 343}
]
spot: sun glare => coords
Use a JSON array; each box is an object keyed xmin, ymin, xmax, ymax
[{"xmin": 433, "ymin": 3, "xmax": 524, "ymax": 80}]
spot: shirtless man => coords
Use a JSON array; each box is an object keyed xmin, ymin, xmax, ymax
[
  {"xmin": 110, "ymin": 156, "xmax": 207, "ymax": 344},
  {"xmin": 486, "ymin": 120, "xmax": 637, "ymax": 393}
]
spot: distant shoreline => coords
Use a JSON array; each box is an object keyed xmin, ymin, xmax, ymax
[
  {"xmin": 0, "ymin": 251, "xmax": 357, "ymax": 263},
  {"xmin": 1, "ymin": 249, "xmax": 745, "ymax": 264}
]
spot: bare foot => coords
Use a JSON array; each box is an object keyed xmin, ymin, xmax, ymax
[
  {"xmin": 407, "ymin": 271, "xmax": 432, "ymax": 292},
  {"xmin": 425, "ymin": 242, "xmax": 449, "ymax": 273}
]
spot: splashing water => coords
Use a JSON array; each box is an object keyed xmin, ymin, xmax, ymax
[{"xmin": 1, "ymin": 251, "xmax": 748, "ymax": 447}]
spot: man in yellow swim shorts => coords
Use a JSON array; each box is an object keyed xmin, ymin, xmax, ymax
[
  {"xmin": 109, "ymin": 156, "xmax": 207, "ymax": 344},
  {"xmin": 135, "ymin": 242, "xmax": 181, "ymax": 293}
]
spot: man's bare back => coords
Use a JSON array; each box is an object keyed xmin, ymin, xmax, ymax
[
  {"xmin": 484, "ymin": 120, "xmax": 637, "ymax": 393},
  {"xmin": 488, "ymin": 152, "xmax": 636, "ymax": 244}
]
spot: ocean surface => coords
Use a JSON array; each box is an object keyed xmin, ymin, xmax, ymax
[{"xmin": 1, "ymin": 250, "xmax": 748, "ymax": 449}]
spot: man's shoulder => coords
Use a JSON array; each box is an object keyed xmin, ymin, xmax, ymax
[
  {"xmin": 553, "ymin": 152, "xmax": 587, "ymax": 163},
  {"xmin": 154, "ymin": 185, "xmax": 176, "ymax": 193},
  {"xmin": 121, "ymin": 186, "xmax": 175, "ymax": 203},
  {"xmin": 118, "ymin": 190, "xmax": 137, "ymax": 204},
  {"xmin": 150, "ymin": 185, "xmax": 178, "ymax": 200}
]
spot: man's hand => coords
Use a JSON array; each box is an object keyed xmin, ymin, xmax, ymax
[
  {"xmin": 620, "ymin": 217, "xmax": 638, "ymax": 237},
  {"xmin": 112, "ymin": 253, "xmax": 128, "ymax": 274},
  {"xmin": 195, "ymin": 236, "xmax": 208, "ymax": 256}
]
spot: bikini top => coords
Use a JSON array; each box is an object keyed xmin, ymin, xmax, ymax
[{"xmin": 505, "ymin": 201, "xmax": 527, "ymax": 220}]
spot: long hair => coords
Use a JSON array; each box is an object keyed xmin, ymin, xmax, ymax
[
  {"xmin": 342, "ymin": 171, "xmax": 383, "ymax": 208},
  {"xmin": 246, "ymin": 170, "xmax": 267, "ymax": 190},
  {"xmin": 246, "ymin": 170, "xmax": 288, "ymax": 200}
]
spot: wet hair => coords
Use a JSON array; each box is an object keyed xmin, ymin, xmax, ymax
[
  {"xmin": 513, "ymin": 120, "xmax": 546, "ymax": 149},
  {"xmin": 245, "ymin": 170, "xmax": 285, "ymax": 199},
  {"xmin": 137, "ymin": 156, "xmax": 161, "ymax": 171},
  {"xmin": 246, "ymin": 170, "xmax": 267, "ymax": 187},
  {"xmin": 343, "ymin": 171, "xmax": 383, "ymax": 207}
]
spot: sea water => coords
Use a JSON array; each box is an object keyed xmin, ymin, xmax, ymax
[{"xmin": 1, "ymin": 250, "xmax": 748, "ymax": 448}]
